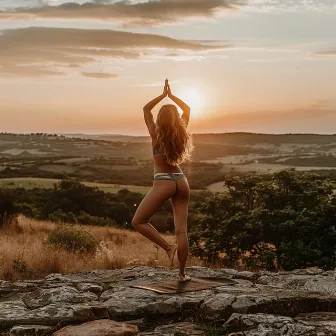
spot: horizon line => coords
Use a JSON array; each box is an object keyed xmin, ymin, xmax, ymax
[{"xmin": 1, "ymin": 132, "xmax": 336, "ymax": 137}]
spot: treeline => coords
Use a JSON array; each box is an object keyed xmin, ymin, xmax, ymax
[
  {"xmin": 189, "ymin": 169, "xmax": 336, "ymax": 271},
  {"xmin": 2, "ymin": 132, "xmax": 336, "ymax": 145},
  {"xmin": 2, "ymin": 169, "xmax": 336, "ymax": 271},
  {"xmin": 0, "ymin": 180, "xmax": 188, "ymax": 232},
  {"xmin": 191, "ymin": 143, "xmax": 272, "ymax": 161},
  {"xmin": 279, "ymin": 154, "xmax": 336, "ymax": 167},
  {"xmin": 1, "ymin": 180, "xmax": 140, "ymax": 228},
  {"xmin": 0, "ymin": 161, "xmax": 227, "ymax": 189}
]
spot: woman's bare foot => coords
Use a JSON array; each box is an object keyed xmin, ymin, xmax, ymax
[
  {"xmin": 179, "ymin": 274, "xmax": 191, "ymax": 283},
  {"xmin": 166, "ymin": 243, "xmax": 177, "ymax": 269}
]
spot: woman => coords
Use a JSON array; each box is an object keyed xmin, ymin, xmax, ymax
[{"xmin": 132, "ymin": 79, "xmax": 193, "ymax": 283}]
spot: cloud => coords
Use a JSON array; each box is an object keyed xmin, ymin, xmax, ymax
[
  {"xmin": 82, "ymin": 72, "xmax": 118, "ymax": 78},
  {"xmin": 244, "ymin": 0, "xmax": 335, "ymax": 12},
  {"xmin": 308, "ymin": 50, "xmax": 336, "ymax": 60},
  {"xmin": 0, "ymin": 66, "xmax": 65, "ymax": 77},
  {"xmin": 0, "ymin": 0, "xmax": 243, "ymax": 26},
  {"xmin": 0, "ymin": 26, "xmax": 224, "ymax": 77},
  {"xmin": 247, "ymin": 57, "xmax": 286, "ymax": 63},
  {"xmin": 312, "ymin": 50, "xmax": 336, "ymax": 56}
]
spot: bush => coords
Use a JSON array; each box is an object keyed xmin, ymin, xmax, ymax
[
  {"xmin": 76, "ymin": 211, "xmax": 117, "ymax": 227},
  {"xmin": 0, "ymin": 188, "xmax": 18, "ymax": 228},
  {"xmin": 47, "ymin": 224, "xmax": 99, "ymax": 254},
  {"xmin": 189, "ymin": 170, "xmax": 336, "ymax": 271},
  {"xmin": 48, "ymin": 209, "xmax": 77, "ymax": 224}
]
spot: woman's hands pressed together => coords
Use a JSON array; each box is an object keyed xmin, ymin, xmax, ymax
[
  {"xmin": 144, "ymin": 78, "xmax": 190, "ymax": 126},
  {"xmin": 163, "ymin": 79, "xmax": 170, "ymax": 97}
]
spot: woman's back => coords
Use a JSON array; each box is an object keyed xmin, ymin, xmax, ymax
[{"xmin": 152, "ymin": 138, "xmax": 183, "ymax": 174}]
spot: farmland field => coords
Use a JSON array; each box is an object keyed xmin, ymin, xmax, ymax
[{"xmin": 0, "ymin": 133, "xmax": 335, "ymax": 192}]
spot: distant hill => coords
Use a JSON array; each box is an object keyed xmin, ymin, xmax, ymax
[
  {"xmin": 192, "ymin": 133, "xmax": 336, "ymax": 145},
  {"xmin": 62, "ymin": 132, "xmax": 336, "ymax": 145},
  {"xmin": 62, "ymin": 134, "xmax": 149, "ymax": 143}
]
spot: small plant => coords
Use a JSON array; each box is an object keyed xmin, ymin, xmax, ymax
[
  {"xmin": 3, "ymin": 250, "xmax": 30, "ymax": 280},
  {"xmin": 47, "ymin": 224, "xmax": 99, "ymax": 254},
  {"xmin": 48, "ymin": 210, "xmax": 77, "ymax": 224},
  {"xmin": 12, "ymin": 256, "xmax": 29, "ymax": 274}
]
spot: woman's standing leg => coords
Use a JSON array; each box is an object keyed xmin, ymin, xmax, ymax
[{"xmin": 170, "ymin": 177, "xmax": 190, "ymax": 281}]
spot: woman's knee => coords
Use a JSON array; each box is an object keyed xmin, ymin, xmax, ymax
[
  {"xmin": 131, "ymin": 217, "xmax": 145, "ymax": 229},
  {"xmin": 131, "ymin": 217, "xmax": 139, "ymax": 229}
]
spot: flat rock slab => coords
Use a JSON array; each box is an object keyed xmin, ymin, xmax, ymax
[
  {"xmin": 1, "ymin": 266, "xmax": 336, "ymax": 334},
  {"xmin": 53, "ymin": 319, "xmax": 139, "ymax": 336},
  {"xmin": 23, "ymin": 286, "xmax": 98, "ymax": 309},
  {"xmin": 131, "ymin": 276, "xmax": 238, "ymax": 294}
]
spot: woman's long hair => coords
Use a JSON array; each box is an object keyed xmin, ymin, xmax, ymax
[{"xmin": 155, "ymin": 104, "xmax": 194, "ymax": 165}]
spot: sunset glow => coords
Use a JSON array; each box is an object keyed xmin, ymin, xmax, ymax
[
  {"xmin": 177, "ymin": 87, "xmax": 204, "ymax": 117},
  {"xmin": 0, "ymin": 0, "xmax": 335, "ymax": 134}
]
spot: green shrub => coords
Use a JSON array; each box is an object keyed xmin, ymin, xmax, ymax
[
  {"xmin": 0, "ymin": 188, "xmax": 18, "ymax": 228},
  {"xmin": 190, "ymin": 170, "xmax": 336, "ymax": 271},
  {"xmin": 48, "ymin": 209, "xmax": 77, "ymax": 224},
  {"xmin": 47, "ymin": 224, "xmax": 99, "ymax": 253},
  {"xmin": 76, "ymin": 211, "xmax": 117, "ymax": 227}
]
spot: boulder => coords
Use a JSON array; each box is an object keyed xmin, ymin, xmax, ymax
[
  {"xmin": 10, "ymin": 325, "xmax": 53, "ymax": 336},
  {"xmin": 53, "ymin": 319, "xmax": 139, "ymax": 336}
]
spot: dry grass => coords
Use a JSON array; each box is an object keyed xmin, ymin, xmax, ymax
[{"xmin": 0, "ymin": 216, "xmax": 203, "ymax": 281}]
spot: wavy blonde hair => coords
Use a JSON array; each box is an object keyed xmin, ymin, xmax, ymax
[{"xmin": 155, "ymin": 104, "xmax": 194, "ymax": 165}]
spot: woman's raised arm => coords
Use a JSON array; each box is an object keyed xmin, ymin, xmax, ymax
[
  {"xmin": 143, "ymin": 80, "xmax": 168, "ymax": 137},
  {"xmin": 167, "ymin": 84, "xmax": 190, "ymax": 126}
]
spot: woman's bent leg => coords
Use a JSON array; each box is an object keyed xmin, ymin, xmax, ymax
[{"xmin": 132, "ymin": 180, "xmax": 176, "ymax": 251}]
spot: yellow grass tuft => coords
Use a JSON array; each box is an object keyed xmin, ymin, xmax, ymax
[{"xmin": 0, "ymin": 216, "xmax": 203, "ymax": 280}]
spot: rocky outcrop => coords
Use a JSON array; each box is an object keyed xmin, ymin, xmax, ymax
[
  {"xmin": 53, "ymin": 320, "xmax": 139, "ymax": 336},
  {"xmin": 1, "ymin": 266, "xmax": 336, "ymax": 335},
  {"xmin": 224, "ymin": 312, "xmax": 336, "ymax": 335}
]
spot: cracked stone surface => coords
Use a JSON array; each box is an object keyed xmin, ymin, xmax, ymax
[
  {"xmin": 139, "ymin": 322, "xmax": 205, "ymax": 336},
  {"xmin": 224, "ymin": 312, "xmax": 336, "ymax": 335},
  {"xmin": 53, "ymin": 319, "xmax": 139, "ymax": 336},
  {"xmin": 0, "ymin": 266, "xmax": 336, "ymax": 335}
]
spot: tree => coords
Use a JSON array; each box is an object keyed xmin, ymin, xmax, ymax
[
  {"xmin": 0, "ymin": 189, "xmax": 18, "ymax": 227},
  {"xmin": 189, "ymin": 169, "xmax": 336, "ymax": 271}
]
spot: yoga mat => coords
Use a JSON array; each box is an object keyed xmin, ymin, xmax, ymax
[{"xmin": 130, "ymin": 276, "xmax": 238, "ymax": 294}]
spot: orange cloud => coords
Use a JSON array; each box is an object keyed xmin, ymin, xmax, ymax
[
  {"xmin": 82, "ymin": 72, "xmax": 119, "ymax": 79},
  {"xmin": 0, "ymin": 0, "xmax": 242, "ymax": 26},
  {"xmin": 313, "ymin": 50, "xmax": 336, "ymax": 57},
  {"xmin": 0, "ymin": 27, "xmax": 225, "ymax": 77}
]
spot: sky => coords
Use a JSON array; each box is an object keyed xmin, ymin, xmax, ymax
[{"xmin": 0, "ymin": 0, "xmax": 335, "ymax": 135}]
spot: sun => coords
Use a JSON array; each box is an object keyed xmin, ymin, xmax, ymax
[{"xmin": 177, "ymin": 87, "xmax": 204, "ymax": 117}]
